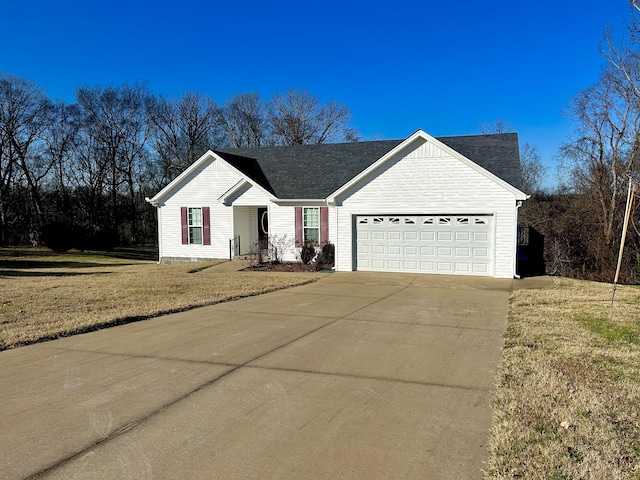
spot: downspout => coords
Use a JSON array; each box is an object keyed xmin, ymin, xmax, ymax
[
  {"xmin": 157, "ymin": 206, "xmax": 163, "ymax": 264},
  {"xmin": 325, "ymin": 199, "xmax": 336, "ymax": 271},
  {"xmin": 145, "ymin": 197, "xmax": 162, "ymax": 264},
  {"xmin": 514, "ymin": 201, "xmax": 523, "ymax": 279}
]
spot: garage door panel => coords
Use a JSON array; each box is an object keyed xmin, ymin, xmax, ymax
[
  {"xmin": 455, "ymin": 263, "xmax": 470, "ymax": 273},
  {"xmin": 403, "ymin": 246, "xmax": 418, "ymax": 255},
  {"xmin": 472, "ymin": 264, "xmax": 489, "ymax": 273},
  {"xmin": 420, "ymin": 261, "xmax": 435, "ymax": 271},
  {"xmin": 420, "ymin": 232, "xmax": 435, "ymax": 241},
  {"xmin": 420, "ymin": 246, "xmax": 435, "ymax": 256},
  {"xmin": 356, "ymin": 215, "xmax": 493, "ymax": 276},
  {"xmin": 403, "ymin": 260, "xmax": 418, "ymax": 270},
  {"xmin": 437, "ymin": 262, "xmax": 453, "ymax": 272},
  {"xmin": 404, "ymin": 231, "xmax": 418, "ymax": 241}
]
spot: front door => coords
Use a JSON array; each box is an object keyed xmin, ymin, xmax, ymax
[{"xmin": 258, "ymin": 207, "xmax": 268, "ymax": 249}]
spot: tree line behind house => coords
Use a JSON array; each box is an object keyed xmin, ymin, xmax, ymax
[
  {"xmin": 480, "ymin": 3, "xmax": 640, "ymax": 284},
  {"xmin": 0, "ymin": 81, "xmax": 357, "ymax": 249}
]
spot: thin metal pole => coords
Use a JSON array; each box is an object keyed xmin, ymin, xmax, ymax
[{"xmin": 612, "ymin": 179, "xmax": 635, "ymax": 305}]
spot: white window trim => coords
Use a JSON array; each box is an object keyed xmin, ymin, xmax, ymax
[
  {"xmin": 303, "ymin": 207, "xmax": 320, "ymax": 243},
  {"xmin": 188, "ymin": 207, "xmax": 203, "ymax": 244}
]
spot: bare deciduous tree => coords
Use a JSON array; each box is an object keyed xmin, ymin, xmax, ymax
[
  {"xmin": 75, "ymin": 83, "xmax": 153, "ymax": 241},
  {"xmin": 0, "ymin": 74, "xmax": 50, "ymax": 243},
  {"xmin": 217, "ymin": 93, "xmax": 269, "ymax": 148},
  {"xmin": 149, "ymin": 92, "xmax": 221, "ymax": 182},
  {"xmin": 479, "ymin": 118, "xmax": 513, "ymax": 134},
  {"xmin": 560, "ymin": 63, "xmax": 640, "ymax": 263},
  {"xmin": 478, "ymin": 118, "xmax": 546, "ymax": 193},
  {"xmin": 519, "ymin": 142, "xmax": 546, "ymax": 193},
  {"xmin": 269, "ymin": 89, "xmax": 353, "ymax": 145},
  {"xmin": 40, "ymin": 101, "xmax": 81, "ymax": 217}
]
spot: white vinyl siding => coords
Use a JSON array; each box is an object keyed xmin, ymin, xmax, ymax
[
  {"xmin": 333, "ymin": 137, "xmax": 519, "ymax": 278},
  {"xmin": 158, "ymin": 158, "xmax": 240, "ymax": 259}
]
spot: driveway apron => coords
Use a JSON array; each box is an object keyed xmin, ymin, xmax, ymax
[{"xmin": 0, "ymin": 272, "xmax": 512, "ymax": 480}]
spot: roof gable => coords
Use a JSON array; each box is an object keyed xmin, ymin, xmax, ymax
[
  {"xmin": 439, "ymin": 133, "xmax": 522, "ymax": 190},
  {"xmin": 146, "ymin": 150, "xmax": 276, "ymax": 206},
  {"xmin": 216, "ymin": 140, "xmax": 402, "ymax": 199},
  {"xmin": 148, "ymin": 130, "xmax": 526, "ymax": 205},
  {"xmin": 216, "ymin": 132, "xmax": 523, "ymax": 199}
]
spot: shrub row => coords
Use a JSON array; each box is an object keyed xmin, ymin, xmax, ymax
[{"xmin": 41, "ymin": 221, "xmax": 119, "ymax": 253}]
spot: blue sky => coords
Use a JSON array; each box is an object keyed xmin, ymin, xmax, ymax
[{"xmin": 0, "ymin": 1, "xmax": 633, "ymax": 186}]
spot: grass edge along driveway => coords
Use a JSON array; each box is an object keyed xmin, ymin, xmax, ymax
[
  {"xmin": 484, "ymin": 277, "xmax": 640, "ymax": 479},
  {"xmin": 0, "ymin": 250, "xmax": 323, "ymax": 350}
]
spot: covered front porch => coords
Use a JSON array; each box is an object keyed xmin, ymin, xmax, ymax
[{"xmin": 231, "ymin": 206, "xmax": 269, "ymax": 257}]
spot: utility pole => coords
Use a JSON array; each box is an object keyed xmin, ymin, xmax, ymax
[{"xmin": 612, "ymin": 178, "xmax": 636, "ymax": 306}]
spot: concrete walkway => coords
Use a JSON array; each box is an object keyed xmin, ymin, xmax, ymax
[{"xmin": 0, "ymin": 272, "xmax": 512, "ymax": 479}]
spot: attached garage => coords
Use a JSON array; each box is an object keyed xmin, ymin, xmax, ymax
[
  {"xmin": 149, "ymin": 129, "xmax": 528, "ymax": 279},
  {"xmin": 355, "ymin": 215, "xmax": 494, "ymax": 276}
]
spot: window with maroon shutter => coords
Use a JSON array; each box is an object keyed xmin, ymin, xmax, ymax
[
  {"xmin": 181, "ymin": 207, "xmax": 189, "ymax": 244},
  {"xmin": 295, "ymin": 207, "xmax": 328, "ymax": 245},
  {"xmin": 202, "ymin": 207, "xmax": 211, "ymax": 245},
  {"xmin": 320, "ymin": 207, "xmax": 328, "ymax": 244},
  {"xmin": 182, "ymin": 207, "xmax": 210, "ymax": 245},
  {"xmin": 295, "ymin": 207, "xmax": 303, "ymax": 246}
]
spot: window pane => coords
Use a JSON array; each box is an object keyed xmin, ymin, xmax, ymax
[
  {"xmin": 189, "ymin": 207, "xmax": 202, "ymax": 227},
  {"xmin": 303, "ymin": 208, "xmax": 319, "ymax": 228},
  {"xmin": 190, "ymin": 226, "xmax": 202, "ymax": 244},
  {"xmin": 304, "ymin": 228, "xmax": 319, "ymax": 243}
]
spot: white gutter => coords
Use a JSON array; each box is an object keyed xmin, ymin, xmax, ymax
[{"xmin": 271, "ymin": 198, "xmax": 327, "ymax": 206}]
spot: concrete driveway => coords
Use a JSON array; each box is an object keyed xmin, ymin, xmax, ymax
[{"xmin": 0, "ymin": 272, "xmax": 512, "ymax": 479}]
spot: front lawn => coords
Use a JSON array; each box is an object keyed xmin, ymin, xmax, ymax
[
  {"xmin": 485, "ymin": 278, "xmax": 640, "ymax": 479},
  {"xmin": 0, "ymin": 248, "xmax": 322, "ymax": 350}
]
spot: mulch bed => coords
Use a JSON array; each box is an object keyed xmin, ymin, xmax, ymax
[{"xmin": 242, "ymin": 262, "xmax": 326, "ymax": 272}]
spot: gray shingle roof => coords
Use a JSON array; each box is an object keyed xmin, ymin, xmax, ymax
[
  {"xmin": 215, "ymin": 132, "xmax": 522, "ymax": 199},
  {"xmin": 440, "ymin": 133, "xmax": 522, "ymax": 190}
]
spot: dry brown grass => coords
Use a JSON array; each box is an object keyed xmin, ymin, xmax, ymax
[
  {"xmin": 485, "ymin": 277, "xmax": 640, "ymax": 479},
  {"xmin": 0, "ymin": 249, "xmax": 322, "ymax": 350}
]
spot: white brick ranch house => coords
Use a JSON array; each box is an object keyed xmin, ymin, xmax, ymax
[{"xmin": 146, "ymin": 129, "xmax": 528, "ymax": 278}]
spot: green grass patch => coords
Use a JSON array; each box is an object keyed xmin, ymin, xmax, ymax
[{"xmin": 576, "ymin": 315, "xmax": 640, "ymax": 345}]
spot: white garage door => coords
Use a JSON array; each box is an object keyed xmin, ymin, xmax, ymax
[{"xmin": 355, "ymin": 215, "xmax": 493, "ymax": 276}]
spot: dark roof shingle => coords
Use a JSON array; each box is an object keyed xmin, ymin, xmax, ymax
[{"xmin": 215, "ymin": 132, "xmax": 522, "ymax": 199}]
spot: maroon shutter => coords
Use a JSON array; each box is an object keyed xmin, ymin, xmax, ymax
[
  {"xmin": 320, "ymin": 207, "xmax": 328, "ymax": 244},
  {"xmin": 295, "ymin": 207, "xmax": 303, "ymax": 246},
  {"xmin": 202, "ymin": 207, "xmax": 211, "ymax": 245},
  {"xmin": 181, "ymin": 207, "xmax": 188, "ymax": 244}
]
